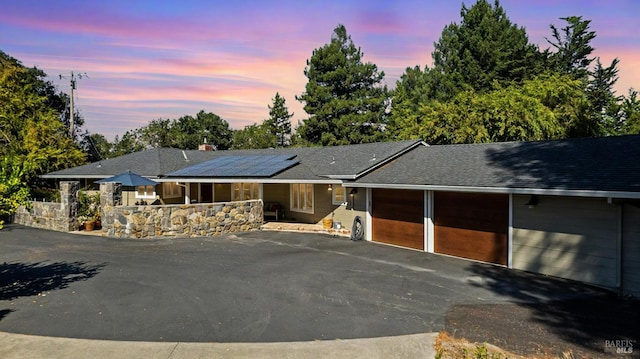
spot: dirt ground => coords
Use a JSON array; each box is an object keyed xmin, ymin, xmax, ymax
[{"xmin": 443, "ymin": 296, "xmax": 640, "ymax": 359}]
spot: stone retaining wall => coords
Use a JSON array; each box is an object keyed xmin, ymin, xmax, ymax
[
  {"xmin": 13, "ymin": 181, "xmax": 79, "ymax": 232},
  {"xmin": 100, "ymin": 201, "xmax": 263, "ymax": 239}
]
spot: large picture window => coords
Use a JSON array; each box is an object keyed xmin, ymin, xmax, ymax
[
  {"xmin": 231, "ymin": 183, "xmax": 261, "ymax": 201},
  {"xmin": 291, "ymin": 183, "xmax": 314, "ymax": 213},
  {"xmin": 163, "ymin": 182, "xmax": 182, "ymax": 198}
]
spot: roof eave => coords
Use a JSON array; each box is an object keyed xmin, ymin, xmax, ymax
[
  {"xmin": 166, "ymin": 177, "xmax": 342, "ymax": 184},
  {"xmin": 347, "ymin": 183, "xmax": 640, "ymax": 199},
  {"xmin": 40, "ymin": 174, "xmax": 112, "ymax": 179}
]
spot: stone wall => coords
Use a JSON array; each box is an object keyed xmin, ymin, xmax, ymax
[
  {"xmin": 100, "ymin": 201, "xmax": 263, "ymax": 239},
  {"xmin": 13, "ymin": 181, "xmax": 80, "ymax": 232}
]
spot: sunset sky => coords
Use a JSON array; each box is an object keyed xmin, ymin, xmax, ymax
[{"xmin": 2, "ymin": 0, "xmax": 639, "ymax": 140}]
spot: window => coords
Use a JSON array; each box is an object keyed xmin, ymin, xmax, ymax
[
  {"xmin": 291, "ymin": 183, "xmax": 314, "ymax": 213},
  {"xmin": 231, "ymin": 183, "xmax": 261, "ymax": 201},
  {"xmin": 136, "ymin": 185, "xmax": 156, "ymax": 199},
  {"xmin": 163, "ymin": 182, "xmax": 182, "ymax": 198},
  {"xmin": 332, "ymin": 185, "xmax": 346, "ymax": 205}
]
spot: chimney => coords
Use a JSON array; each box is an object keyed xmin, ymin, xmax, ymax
[
  {"xmin": 198, "ymin": 137, "xmax": 215, "ymax": 151},
  {"xmin": 198, "ymin": 144, "xmax": 214, "ymax": 151}
]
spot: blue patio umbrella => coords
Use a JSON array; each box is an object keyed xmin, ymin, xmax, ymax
[
  {"xmin": 96, "ymin": 170, "xmax": 158, "ymax": 187},
  {"xmin": 96, "ymin": 171, "xmax": 158, "ymax": 205}
]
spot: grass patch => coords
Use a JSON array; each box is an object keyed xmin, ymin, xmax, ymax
[{"xmin": 434, "ymin": 332, "xmax": 577, "ymax": 359}]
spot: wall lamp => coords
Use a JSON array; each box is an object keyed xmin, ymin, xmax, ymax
[
  {"xmin": 525, "ymin": 195, "xmax": 539, "ymax": 208},
  {"xmin": 349, "ymin": 188, "xmax": 358, "ymax": 196},
  {"xmin": 328, "ymin": 184, "xmax": 333, "ymax": 191}
]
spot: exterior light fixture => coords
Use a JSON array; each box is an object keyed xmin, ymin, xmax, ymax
[
  {"xmin": 349, "ymin": 188, "xmax": 358, "ymax": 196},
  {"xmin": 328, "ymin": 184, "xmax": 333, "ymax": 191},
  {"xmin": 525, "ymin": 195, "xmax": 538, "ymax": 208}
]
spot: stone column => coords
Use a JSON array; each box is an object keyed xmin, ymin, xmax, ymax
[
  {"xmin": 100, "ymin": 182, "xmax": 122, "ymax": 236},
  {"xmin": 60, "ymin": 181, "xmax": 80, "ymax": 231},
  {"xmin": 100, "ymin": 182, "xmax": 122, "ymax": 207}
]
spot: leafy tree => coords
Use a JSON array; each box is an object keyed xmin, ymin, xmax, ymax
[
  {"xmin": 392, "ymin": 74, "xmax": 584, "ymax": 144},
  {"xmin": 79, "ymin": 132, "xmax": 112, "ymax": 162},
  {"xmin": 169, "ymin": 110, "xmax": 232, "ymax": 150},
  {"xmin": 0, "ymin": 158, "xmax": 30, "ymax": 229},
  {"xmin": 139, "ymin": 118, "xmax": 173, "ymax": 148},
  {"xmin": 264, "ymin": 92, "xmax": 293, "ymax": 147},
  {"xmin": 296, "ymin": 24, "xmax": 389, "ymax": 146},
  {"xmin": 430, "ymin": 0, "xmax": 541, "ymax": 99},
  {"xmin": 231, "ymin": 123, "xmax": 277, "ymax": 149},
  {"xmin": 111, "ymin": 130, "xmax": 145, "ymax": 156},
  {"xmin": 117, "ymin": 110, "xmax": 233, "ymax": 152},
  {"xmin": 0, "ymin": 50, "xmax": 86, "ymax": 226},
  {"xmin": 0, "ymin": 51, "xmax": 86, "ymax": 175}
]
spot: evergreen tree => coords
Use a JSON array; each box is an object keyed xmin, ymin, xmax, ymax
[
  {"xmin": 264, "ymin": 92, "xmax": 293, "ymax": 147},
  {"xmin": 387, "ymin": 66, "xmax": 436, "ymax": 141},
  {"xmin": 546, "ymin": 16, "xmax": 622, "ymax": 137},
  {"xmin": 431, "ymin": 0, "xmax": 541, "ymax": 99},
  {"xmin": 547, "ymin": 16, "xmax": 596, "ymax": 80},
  {"xmin": 296, "ymin": 24, "xmax": 389, "ymax": 146},
  {"xmin": 620, "ymin": 89, "xmax": 640, "ymax": 135}
]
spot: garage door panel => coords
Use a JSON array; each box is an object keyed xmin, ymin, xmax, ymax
[
  {"xmin": 435, "ymin": 225, "xmax": 507, "ymax": 265},
  {"xmin": 373, "ymin": 217, "xmax": 424, "ymax": 250},
  {"xmin": 434, "ymin": 192, "xmax": 508, "ymax": 265},
  {"xmin": 372, "ymin": 189, "xmax": 424, "ymax": 251},
  {"xmin": 372, "ymin": 190, "xmax": 423, "ymax": 223}
]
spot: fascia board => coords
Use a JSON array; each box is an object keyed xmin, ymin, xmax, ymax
[{"xmin": 347, "ymin": 183, "xmax": 640, "ymax": 199}]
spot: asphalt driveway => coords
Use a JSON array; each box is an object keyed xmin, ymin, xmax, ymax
[{"xmin": 1, "ymin": 224, "xmax": 637, "ymax": 357}]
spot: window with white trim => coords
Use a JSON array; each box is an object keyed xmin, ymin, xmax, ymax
[
  {"xmin": 231, "ymin": 183, "xmax": 261, "ymax": 201},
  {"xmin": 332, "ymin": 185, "xmax": 346, "ymax": 205},
  {"xmin": 291, "ymin": 183, "xmax": 314, "ymax": 213},
  {"xmin": 136, "ymin": 185, "xmax": 156, "ymax": 199},
  {"xmin": 163, "ymin": 182, "xmax": 182, "ymax": 198}
]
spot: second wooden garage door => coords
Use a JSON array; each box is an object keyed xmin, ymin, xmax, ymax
[
  {"xmin": 372, "ymin": 189, "xmax": 424, "ymax": 250},
  {"xmin": 434, "ymin": 192, "xmax": 508, "ymax": 265}
]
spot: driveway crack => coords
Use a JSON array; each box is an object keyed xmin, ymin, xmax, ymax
[{"xmin": 166, "ymin": 342, "xmax": 179, "ymax": 358}]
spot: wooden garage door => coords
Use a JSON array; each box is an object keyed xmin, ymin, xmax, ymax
[
  {"xmin": 434, "ymin": 192, "xmax": 508, "ymax": 265},
  {"xmin": 372, "ymin": 189, "xmax": 424, "ymax": 250}
]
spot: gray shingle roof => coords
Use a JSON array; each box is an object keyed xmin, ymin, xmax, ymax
[
  {"xmin": 42, "ymin": 148, "xmax": 219, "ymax": 178},
  {"xmin": 353, "ymin": 135, "xmax": 640, "ymax": 194},
  {"xmin": 43, "ymin": 140, "xmax": 423, "ymax": 181}
]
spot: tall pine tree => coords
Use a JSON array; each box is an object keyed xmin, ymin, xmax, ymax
[
  {"xmin": 431, "ymin": 0, "xmax": 541, "ymax": 99},
  {"xmin": 264, "ymin": 92, "xmax": 293, "ymax": 147},
  {"xmin": 296, "ymin": 24, "xmax": 389, "ymax": 146}
]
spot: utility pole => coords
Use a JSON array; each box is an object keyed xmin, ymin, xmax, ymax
[{"xmin": 60, "ymin": 71, "xmax": 87, "ymax": 138}]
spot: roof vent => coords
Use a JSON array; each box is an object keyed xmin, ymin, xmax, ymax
[
  {"xmin": 182, "ymin": 150, "xmax": 189, "ymax": 161},
  {"xmin": 371, "ymin": 153, "xmax": 376, "ymax": 161},
  {"xmin": 330, "ymin": 156, "xmax": 335, "ymax": 165}
]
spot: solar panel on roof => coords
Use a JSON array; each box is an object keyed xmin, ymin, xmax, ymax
[{"xmin": 168, "ymin": 155, "xmax": 298, "ymax": 177}]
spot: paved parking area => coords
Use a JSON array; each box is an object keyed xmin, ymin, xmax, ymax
[{"xmin": 0, "ymin": 224, "xmax": 635, "ymax": 357}]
